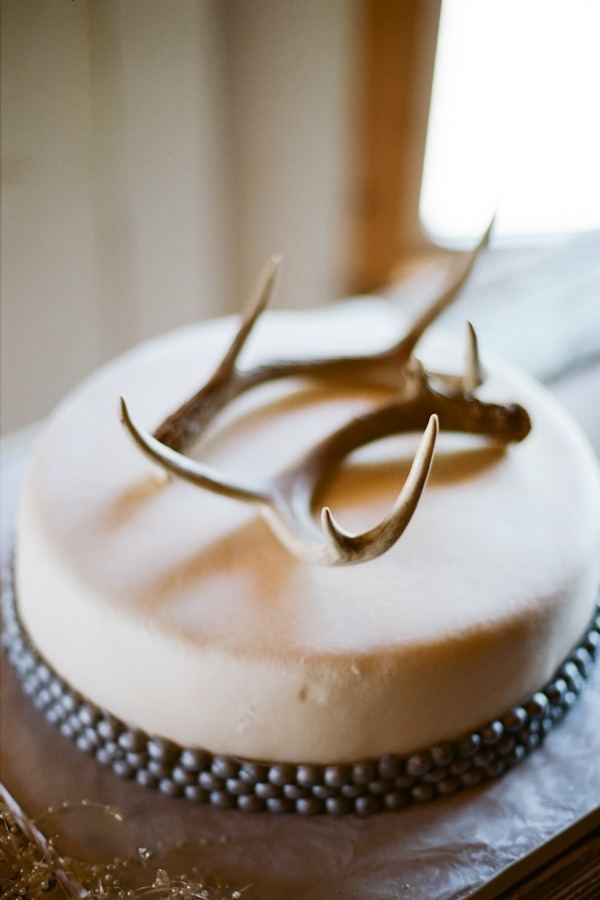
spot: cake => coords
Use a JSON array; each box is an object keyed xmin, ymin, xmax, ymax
[{"xmin": 5, "ymin": 258, "xmax": 600, "ymax": 815}]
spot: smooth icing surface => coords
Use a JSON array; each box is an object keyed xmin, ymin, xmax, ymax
[{"xmin": 15, "ymin": 300, "xmax": 600, "ymax": 762}]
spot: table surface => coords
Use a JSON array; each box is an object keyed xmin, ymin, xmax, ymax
[
  {"xmin": 1, "ymin": 234, "xmax": 600, "ymax": 899},
  {"xmin": 395, "ymin": 234, "xmax": 600, "ymax": 899}
]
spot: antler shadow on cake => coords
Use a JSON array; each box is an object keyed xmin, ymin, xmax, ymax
[{"xmin": 120, "ymin": 227, "xmax": 531, "ymax": 566}]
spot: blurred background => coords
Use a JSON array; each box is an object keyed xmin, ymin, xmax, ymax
[{"xmin": 2, "ymin": 0, "xmax": 599, "ymax": 436}]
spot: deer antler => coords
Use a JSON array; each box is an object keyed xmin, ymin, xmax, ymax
[{"xmin": 120, "ymin": 223, "xmax": 531, "ymax": 566}]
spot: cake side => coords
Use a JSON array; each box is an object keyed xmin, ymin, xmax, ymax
[{"xmin": 14, "ymin": 301, "xmax": 600, "ymax": 763}]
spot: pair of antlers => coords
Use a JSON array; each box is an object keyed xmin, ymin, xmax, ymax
[{"xmin": 120, "ymin": 228, "xmax": 530, "ymax": 566}]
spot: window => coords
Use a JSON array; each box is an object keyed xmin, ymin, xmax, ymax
[{"xmin": 420, "ymin": 0, "xmax": 600, "ymax": 246}]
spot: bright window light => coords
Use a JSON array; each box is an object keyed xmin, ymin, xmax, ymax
[{"xmin": 420, "ymin": 0, "xmax": 600, "ymax": 246}]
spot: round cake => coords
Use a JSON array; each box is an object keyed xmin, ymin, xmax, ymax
[{"xmin": 9, "ymin": 296, "xmax": 600, "ymax": 812}]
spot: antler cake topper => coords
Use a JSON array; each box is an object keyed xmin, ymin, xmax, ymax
[{"xmin": 120, "ymin": 226, "xmax": 531, "ymax": 566}]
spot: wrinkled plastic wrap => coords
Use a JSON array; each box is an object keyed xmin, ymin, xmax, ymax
[{"xmin": 2, "ymin": 442, "xmax": 599, "ymax": 899}]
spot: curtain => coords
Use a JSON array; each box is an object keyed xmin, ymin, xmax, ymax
[{"xmin": 1, "ymin": 0, "xmax": 358, "ymax": 434}]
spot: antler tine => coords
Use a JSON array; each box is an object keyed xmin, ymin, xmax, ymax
[
  {"xmin": 120, "ymin": 397, "xmax": 270, "ymax": 506},
  {"xmin": 399, "ymin": 218, "xmax": 494, "ymax": 359},
  {"xmin": 418, "ymin": 320, "xmax": 484, "ymax": 395},
  {"xmin": 463, "ymin": 321, "xmax": 482, "ymax": 394},
  {"xmin": 212, "ymin": 254, "xmax": 282, "ymax": 384},
  {"xmin": 319, "ymin": 415, "xmax": 438, "ymax": 565},
  {"xmin": 154, "ymin": 256, "xmax": 281, "ymax": 452}
]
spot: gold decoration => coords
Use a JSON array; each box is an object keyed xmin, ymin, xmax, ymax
[{"xmin": 1, "ymin": 786, "xmax": 248, "ymax": 900}]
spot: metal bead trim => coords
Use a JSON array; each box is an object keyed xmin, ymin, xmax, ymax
[{"xmin": 2, "ymin": 574, "xmax": 598, "ymax": 816}]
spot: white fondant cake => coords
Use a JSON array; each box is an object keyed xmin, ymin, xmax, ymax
[{"xmin": 14, "ymin": 299, "xmax": 600, "ymax": 766}]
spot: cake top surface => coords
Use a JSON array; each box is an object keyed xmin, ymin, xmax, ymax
[{"xmin": 21, "ymin": 299, "xmax": 600, "ymax": 658}]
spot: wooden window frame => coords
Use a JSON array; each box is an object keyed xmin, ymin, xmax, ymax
[{"xmin": 347, "ymin": 0, "xmax": 442, "ymax": 293}]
